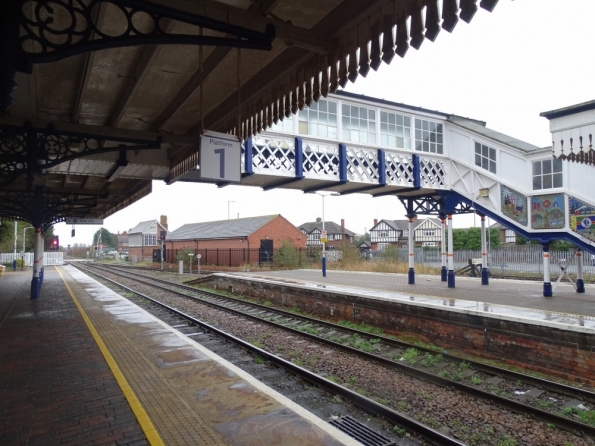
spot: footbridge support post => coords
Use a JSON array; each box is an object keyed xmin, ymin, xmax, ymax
[
  {"xmin": 31, "ymin": 227, "xmax": 42, "ymax": 300},
  {"xmin": 440, "ymin": 213, "xmax": 447, "ymax": 282},
  {"xmin": 576, "ymin": 249, "xmax": 585, "ymax": 293},
  {"xmin": 480, "ymin": 214, "xmax": 489, "ymax": 285},
  {"xmin": 542, "ymin": 243, "xmax": 552, "ymax": 297},
  {"xmin": 447, "ymin": 213, "xmax": 455, "ymax": 288},
  {"xmin": 407, "ymin": 214, "xmax": 416, "ymax": 285}
]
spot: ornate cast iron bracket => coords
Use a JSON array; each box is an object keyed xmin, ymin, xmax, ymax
[
  {"xmin": 3, "ymin": 0, "xmax": 275, "ymax": 73},
  {"xmin": 0, "ymin": 187, "xmax": 100, "ymax": 230},
  {"xmin": 0, "ymin": 121, "xmax": 161, "ymax": 191}
]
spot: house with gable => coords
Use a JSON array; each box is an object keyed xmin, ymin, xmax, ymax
[
  {"xmin": 298, "ymin": 218, "xmax": 355, "ymax": 248},
  {"xmin": 370, "ymin": 217, "xmax": 442, "ymax": 250},
  {"xmin": 128, "ymin": 216, "xmax": 169, "ymax": 261}
]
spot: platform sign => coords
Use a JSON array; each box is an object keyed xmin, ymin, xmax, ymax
[
  {"xmin": 199, "ymin": 131, "xmax": 241, "ymax": 183},
  {"xmin": 320, "ymin": 229, "xmax": 328, "ymax": 243},
  {"xmin": 64, "ymin": 218, "xmax": 104, "ymax": 225}
]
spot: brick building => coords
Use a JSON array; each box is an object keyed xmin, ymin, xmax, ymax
[
  {"xmin": 164, "ymin": 215, "xmax": 305, "ymax": 266},
  {"xmin": 116, "ymin": 231, "xmax": 129, "ymax": 254},
  {"xmin": 128, "ymin": 216, "xmax": 169, "ymax": 261},
  {"xmin": 298, "ymin": 218, "xmax": 355, "ymax": 248}
]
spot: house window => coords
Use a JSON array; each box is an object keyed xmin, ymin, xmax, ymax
[
  {"xmin": 415, "ymin": 119, "xmax": 443, "ymax": 153},
  {"xmin": 532, "ymin": 158, "xmax": 563, "ymax": 190},
  {"xmin": 380, "ymin": 111, "xmax": 411, "ymax": 149},
  {"xmin": 342, "ymin": 104, "xmax": 376, "ymax": 144},
  {"xmin": 380, "ymin": 231, "xmax": 388, "ymax": 237},
  {"xmin": 422, "ymin": 242, "xmax": 437, "ymax": 247},
  {"xmin": 423, "ymin": 230, "xmax": 436, "ymax": 237},
  {"xmin": 403, "ymin": 230, "xmax": 409, "ymax": 237},
  {"xmin": 298, "ymin": 99, "xmax": 338, "ymax": 138},
  {"xmin": 270, "ymin": 116, "xmax": 294, "ymax": 133},
  {"xmin": 144, "ymin": 234, "xmax": 157, "ymax": 246},
  {"xmin": 377, "ymin": 243, "xmax": 389, "ymax": 251},
  {"xmin": 475, "ymin": 142, "xmax": 496, "ymax": 174}
]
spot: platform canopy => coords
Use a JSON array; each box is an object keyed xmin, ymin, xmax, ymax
[
  {"xmin": 541, "ymin": 100, "xmax": 595, "ymax": 166},
  {"xmin": 0, "ymin": 0, "xmax": 499, "ymax": 227}
]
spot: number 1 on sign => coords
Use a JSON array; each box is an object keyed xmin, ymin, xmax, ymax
[{"xmin": 214, "ymin": 148, "xmax": 225, "ymax": 178}]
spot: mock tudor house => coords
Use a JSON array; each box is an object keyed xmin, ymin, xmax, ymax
[
  {"xmin": 128, "ymin": 216, "xmax": 169, "ymax": 261},
  {"xmin": 164, "ymin": 215, "xmax": 305, "ymax": 265},
  {"xmin": 370, "ymin": 217, "xmax": 442, "ymax": 250},
  {"xmin": 298, "ymin": 218, "xmax": 355, "ymax": 248}
]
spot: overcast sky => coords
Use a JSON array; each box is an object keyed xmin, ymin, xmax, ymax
[{"xmin": 55, "ymin": 0, "xmax": 595, "ymax": 247}]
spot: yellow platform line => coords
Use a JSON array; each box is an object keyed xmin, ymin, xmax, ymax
[{"xmin": 56, "ymin": 267, "xmax": 164, "ymax": 446}]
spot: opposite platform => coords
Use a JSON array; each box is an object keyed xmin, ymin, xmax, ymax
[
  {"xmin": 0, "ymin": 266, "xmax": 358, "ymax": 446},
  {"xmin": 231, "ymin": 269, "xmax": 595, "ymax": 329}
]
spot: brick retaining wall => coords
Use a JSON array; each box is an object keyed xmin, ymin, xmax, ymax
[{"xmin": 208, "ymin": 275, "xmax": 595, "ymax": 386}]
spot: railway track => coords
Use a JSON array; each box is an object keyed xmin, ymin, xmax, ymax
[{"xmin": 72, "ymin": 262, "xmax": 595, "ymax": 446}]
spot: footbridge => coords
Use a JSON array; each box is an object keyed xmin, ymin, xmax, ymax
[{"xmin": 173, "ymin": 91, "xmax": 595, "ymax": 296}]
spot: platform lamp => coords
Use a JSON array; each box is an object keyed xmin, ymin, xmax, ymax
[{"xmin": 309, "ymin": 192, "xmax": 340, "ymax": 277}]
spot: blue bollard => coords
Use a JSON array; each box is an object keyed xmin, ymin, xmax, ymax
[
  {"xmin": 31, "ymin": 277, "xmax": 40, "ymax": 299},
  {"xmin": 441, "ymin": 266, "xmax": 447, "ymax": 282},
  {"xmin": 481, "ymin": 268, "xmax": 489, "ymax": 285},
  {"xmin": 322, "ymin": 257, "xmax": 327, "ymax": 277},
  {"xmin": 543, "ymin": 282, "xmax": 552, "ymax": 297},
  {"xmin": 408, "ymin": 267, "xmax": 415, "ymax": 284},
  {"xmin": 447, "ymin": 270, "xmax": 455, "ymax": 288}
]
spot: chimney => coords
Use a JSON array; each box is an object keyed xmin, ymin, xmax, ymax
[
  {"xmin": 160, "ymin": 215, "xmax": 168, "ymax": 230},
  {"xmin": 373, "ymin": 219, "xmax": 378, "ymax": 226},
  {"xmin": 316, "ymin": 217, "xmax": 322, "ymax": 223},
  {"xmin": 341, "ymin": 219, "xmax": 345, "ymax": 235}
]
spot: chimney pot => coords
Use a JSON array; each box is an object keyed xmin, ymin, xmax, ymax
[
  {"xmin": 316, "ymin": 217, "xmax": 322, "ymax": 223},
  {"xmin": 374, "ymin": 219, "xmax": 378, "ymax": 226}
]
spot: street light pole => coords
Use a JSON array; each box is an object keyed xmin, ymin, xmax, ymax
[
  {"xmin": 311, "ymin": 192, "xmax": 340, "ymax": 277},
  {"xmin": 228, "ymin": 201, "xmax": 235, "ymax": 220}
]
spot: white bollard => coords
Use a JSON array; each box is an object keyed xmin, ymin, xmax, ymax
[{"xmin": 179, "ymin": 260, "xmax": 183, "ymax": 274}]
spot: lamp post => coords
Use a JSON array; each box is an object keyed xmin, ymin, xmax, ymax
[
  {"xmin": 13, "ymin": 221, "xmax": 17, "ymax": 271},
  {"xmin": 188, "ymin": 253, "xmax": 194, "ymax": 274},
  {"xmin": 311, "ymin": 192, "xmax": 340, "ymax": 277},
  {"xmin": 228, "ymin": 201, "xmax": 235, "ymax": 220}
]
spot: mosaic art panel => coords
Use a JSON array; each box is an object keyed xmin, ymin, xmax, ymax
[
  {"xmin": 569, "ymin": 196, "xmax": 595, "ymax": 242},
  {"xmin": 531, "ymin": 194, "xmax": 565, "ymax": 229},
  {"xmin": 500, "ymin": 185, "xmax": 528, "ymax": 226}
]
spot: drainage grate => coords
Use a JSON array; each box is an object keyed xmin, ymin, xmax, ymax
[{"xmin": 329, "ymin": 416, "xmax": 395, "ymax": 446}]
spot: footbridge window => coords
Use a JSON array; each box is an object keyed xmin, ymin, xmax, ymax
[
  {"xmin": 299, "ymin": 99, "xmax": 338, "ymax": 138},
  {"xmin": 380, "ymin": 111, "xmax": 411, "ymax": 149},
  {"xmin": 342, "ymin": 104, "xmax": 376, "ymax": 144},
  {"xmin": 474, "ymin": 142, "xmax": 496, "ymax": 174},
  {"xmin": 532, "ymin": 159, "xmax": 563, "ymax": 190},
  {"xmin": 270, "ymin": 116, "xmax": 294, "ymax": 133},
  {"xmin": 415, "ymin": 119, "xmax": 443, "ymax": 153}
]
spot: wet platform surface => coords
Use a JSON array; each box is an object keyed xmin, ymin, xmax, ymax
[
  {"xmin": 231, "ymin": 269, "xmax": 595, "ymax": 332},
  {"xmin": 0, "ymin": 266, "xmax": 358, "ymax": 446}
]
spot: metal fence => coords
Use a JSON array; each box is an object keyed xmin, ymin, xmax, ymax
[
  {"xmin": 368, "ymin": 246, "xmax": 595, "ymax": 275},
  {"xmin": 164, "ymin": 247, "xmax": 333, "ymax": 268},
  {"xmin": 0, "ymin": 252, "xmax": 63, "ymax": 266}
]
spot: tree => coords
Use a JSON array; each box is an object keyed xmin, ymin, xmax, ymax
[
  {"xmin": 355, "ymin": 232, "xmax": 371, "ymax": 246},
  {"xmin": 273, "ymin": 239, "xmax": 304, "ymax": 269},
  {"xmin": 92, "ymin": 228, "xmax": 118, "ymax": 250}
]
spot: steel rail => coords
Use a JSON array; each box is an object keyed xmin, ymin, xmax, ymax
[
  {"xmin": 75, "ymin": 263, "xmax": 595, "ymax": 438},
  {"xmin": 73, "ymin": 263, "xmax": 465, "ymax": 446}
]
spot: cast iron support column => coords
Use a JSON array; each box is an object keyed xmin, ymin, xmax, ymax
[
  {"xmin": 440, "ymin": 214, "xmax": 447, "ymax": 282},
  {"xmin": 576, "ymin": 249, "xmax": 585, "ymax": 293},
  {"xmin": 39, "ymin": 233, "xmax": 45, "ymax": 284},
  {"xmin": 31, "ymin": 227, "xmax": 42, "ymax": 299},
  {"xmin": 408, "ymin": 215, "xmax": 415, "ymax": 284},
  {"xmin": 447, "ymin": 213, "xmax": 455, "ymax": 288},
  {"xmin": 480, "ymin": 214, "xmax": 489, "ymax": 285},
  {"xmin": 542, "ymin": 243, "xmax": 552, "ymax": 297}
]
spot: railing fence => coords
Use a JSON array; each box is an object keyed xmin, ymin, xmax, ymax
[{"xmin": 1, "ymin": 252, "xmax": 63, "ymax": 266}]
